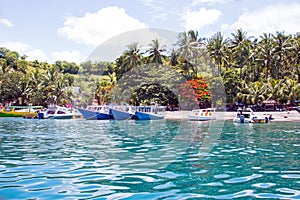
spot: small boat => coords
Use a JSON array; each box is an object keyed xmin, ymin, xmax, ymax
[
  {"xmin": 77, "ymin": 105, "xmax": 113, "ymax": 120},
  {"xmin": 38, "ymin": 106, "xmax": 74, "ymax": 119},
  {"xmin": 135, "ymin": 106, "xmax": 165, "ymax": 120},
  {"xmin": 110, "ymin": 106, "xmax": 137, "ymax": 120},
  {"xmin": 0, "ymin": 105, "xmax": 43, "ymax": 117},
  {"xmin": 188, "ymin": 108, "xmax": 216, "ymax": 121},
  {"xmin": 233, "ymin": 108, "xmax": 268, "ymax": 123}
]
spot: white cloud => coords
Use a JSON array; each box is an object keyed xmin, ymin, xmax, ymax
[
  {"xmin": 222, "ymin": 3, "xmax": 300, "ymax": 36},
  {"xmin": 192, "ymin": 0, "xmax": 228, "ymax": 6},
  {"xmin": 0, "ymin": 18, "xmax": 14, "ymax": 27},
  {"xmin": 183, "ymin": 7, "xmax": 222, "ymax": 31},
  {"xmin": 52, "ymin": 50, "xmax": 83, "ymax": 64},
  {"xmin": 26, "ymin": 49, "xmax": 49, "ymax": 62},
  {"xmin": 58, "ymin": 6, "xmax": 147, "ymax": 46},
  {"xmin": 0, "ymin": 41, "xmax": 83, "ymax": 64},
  {"xmin": 139, "ymin": 0, "xmax": 163, "ymax": 11},
  {"xmin": 0, "ymin": 41, "xmax": 29, "ymax": 52}
]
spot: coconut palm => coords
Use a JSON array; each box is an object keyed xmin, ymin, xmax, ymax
[
  {"xmin": 176, "ymin": 30, "xmax": 204, "ymax": 78},
  {"xmin": 237, "ymin": 80, "xmax": 267, "ymax": 105},
  {"xmin": 271, "ymin": 32, "xmax": 292, "ymax": 79},
  {"xmin": 146, "ymin": 38, "xmax": 167, "ymax": 66},
  {"xmin": 206, "ymin": 32, "xmax": 228, "ymax": 75},
  {"xmin": 229, "ymin": 29, "xmax": 254, "ymax": 79},
  {"xmin": 256, "ymin": 33, "xmax": 276, "ymax": 80}
]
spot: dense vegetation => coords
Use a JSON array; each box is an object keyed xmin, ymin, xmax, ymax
[{"xmin": 0, "ymin": 29, "xmax": 299, "ymax": 109}]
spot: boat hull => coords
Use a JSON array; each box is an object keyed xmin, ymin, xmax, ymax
[
  {"xmin": 47, "ymin": 115, "xmax": 74, "ymax": 119},
  {"xmin": 188, "ymin": 115, "xmax": 216, "ymax": 121},
  {"xmin": 38, "ymin": 106, "xmax": 74, "ymax": 120},
  {"xmin": 110, "ymin": 108, "xmax": 136, "ymax": 120},
  {"xmin": 135, "ymin": 111, "xmax": 164, "ymax": 120},
  {"xmin": 0, "ymin": 112, "xmax": 25, "ymax": 117},
  {"xmin": 0, "ymin": 106, "xmax": 42, "ymax": 117},
  {"xmin": 77, "ymin": 108, "xmax": 113, "ymax": 120}
]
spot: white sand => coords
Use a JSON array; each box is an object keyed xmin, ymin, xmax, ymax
[{"xmin": 165, "ymin": 110, "xmax": 300, "ymax": 122}]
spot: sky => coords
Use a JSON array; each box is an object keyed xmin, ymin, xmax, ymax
[{"xmin": 0, "ymin": 0, "xmax": 299, "ymax": 64}]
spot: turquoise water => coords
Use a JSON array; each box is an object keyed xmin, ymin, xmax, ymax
[{"xmin": 0, "ymin": 118, "xmax": 299, "ymax": 199}]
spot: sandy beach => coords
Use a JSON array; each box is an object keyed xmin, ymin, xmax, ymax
[{"xmin": 165, "ymin": 110, "xmax": 300, "ymax": 122}]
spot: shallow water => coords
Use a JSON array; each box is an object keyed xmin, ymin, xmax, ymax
[{"xmin": 0, "ymin": 118, "xmax": 299, "ymax": 199}]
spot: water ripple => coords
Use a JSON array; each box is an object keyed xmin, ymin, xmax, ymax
[{"xmin": 0, "ymin": 119, "xmax": 299, "ymax": 199}]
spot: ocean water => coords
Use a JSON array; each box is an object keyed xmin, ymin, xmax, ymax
[{"xmin": 0, "ymin": 118, "xmax": 299, "ymax": 199}]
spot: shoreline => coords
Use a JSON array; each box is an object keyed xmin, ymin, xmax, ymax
[{"xmin": 164, "ymin": 110, "xmax": 300, "ymax": 122}]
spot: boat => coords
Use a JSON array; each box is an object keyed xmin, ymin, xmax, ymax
[
  {"xmin": 77, "ymin": 105, "xmax": 113, "ymax": 120},
  {"xmin": 38, "ymin": 106, "xmax": 74, "ymax": 119},
  {"xmin": 233, "ymin": 108, "xmax": 268, "ymax": 123},
  {"xmin": 188, "ymin": 108, "xmax": 216, "ymax": 121},
  {"xmin": 135, "ymin": 106, "xmax": 165, "ymax": 120},
  {"xmin": 0, "ymin": 105, "xmax": 43, "ymax": 117},
  {"xmin": 110, "ymin": 106, "xmax": 137, "ymax": 120}
]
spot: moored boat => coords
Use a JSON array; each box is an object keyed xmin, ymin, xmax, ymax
[
  {"xmin": 0, "ymin": 106, "xmax": 43, "ymax": 117},
  {"xmin": 135, "ymin": 106, "xmax": 165, "ymax": 120},
  {"xmin": 38, "ymin": 106, "xmax": 74, "ymax": 119},
  {"xmin": 233, "ymin": 108, "xmax": 268, "ymax": 123},
  {"xmin": 77, "ymin": 105, "xmax": 113, "ymax": 120},
  {"xmin": 110, "ymin": 106, "xmax": 137, "ymax": 120},
  {"xmin": 188, "ymin": 108, "xmax": 216, "ymax": 121}
]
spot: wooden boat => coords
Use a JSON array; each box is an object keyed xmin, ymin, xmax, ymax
[
  {"xmin": 135, "ymin": 106, "xmax": 165, "ymax": 120},
  {"xmin": 233, "ymin": 108, "xmax": 268, "ymax": 123},
  {"xmin": 77, "ymin": 105, "xmax": 113, "ymax": 120},
  {"xmin": 38, "ymin": 106, "xmax": 74, "ymax": 119},
  {"xmin": 188, "ymin": 108, "xmax": 216, "ymax": 121},
  {"xmin": 0, "ymin": 106, "xmax": 43, "ymax": 117},
  {"xmin": 110, "ymin": 106, "xmax": 137, "ymax": 120}
]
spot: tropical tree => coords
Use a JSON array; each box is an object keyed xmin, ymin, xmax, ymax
[
  {"xmin": 229, "ymin": 29, "xmax": 254, "ymax": 79},
  {"xmin": 206, "ymin": 32, "xmax": 228, "ymax": 75},
  {"xmin": 176, "ymin": 30, "xmax": 204, "ymax": 78},
  {"xmin": 146, "ymin": 38, "xmax": 167, "ymax": 66}
]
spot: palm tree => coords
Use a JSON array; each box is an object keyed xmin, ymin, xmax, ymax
[
  {"xmin": 176, "ymin": 30, "xmax": 204, "ymax": 78},
  {"xmin": 271, "ymin": 32, "xmax": 292, "ymax": 79},
  {"xmin": 206, "ymin": 32, "xmax": 228, "ymax": 75},
  {"xmin": 123, "ymin": 42, "xmax": 143, "ymax": 70},
  {"xmin": 290, "ymin": 33, "xmax": 300, "ymax": 83},
  {"xmin": 146, "ymin": 38, "xmax": 167, "ymax": 66},
  {"xmin": 283, "ymin": 78, "xmax": 300, "ymax": 105},
  {"xmin": 229, "ymin": 29, "xmax": 254, "ymax": 79},
  {"xmin": 169, "ymin": 49, "xmax": 179, "ymax": 66},
  {"xmin": 237, "ymin": 80, "xmax": 267, "ymax": 105},
  {"xmin": 256, "ymin": 33, "xmax": 275, "ymax": 80},
  {"xmin": 114, "ymin": 42, "xmax": 144, "ymax": 81}
]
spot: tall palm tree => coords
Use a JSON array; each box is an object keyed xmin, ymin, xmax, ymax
[
  {"xmin": 123, "ymin": 42, "xmax": 143, "ymax": 71},
  {"xmin": 206, "ymin": 32, "xmax": 228, "ymax": 75},
  {"xmin": 229, "ymin": 29, "xmax": 254, "ymax": 79},
  {"xmin": 290, "ymin": 33, "xmax": 300, "ymax": 83},
  {"xmin": 256, "ymin": 33, "xmax": 275, "ymax": 80},
  {"xmin": 146, "ymin": 38, "xmax": 167, "ymax": 66},
  {"xmin": 176, "ymin": 30, "xmax": 204, "ymax": 78},
  {"xmin": 272, "ymin": 32, "xmax": 292, "ymax": 79}
]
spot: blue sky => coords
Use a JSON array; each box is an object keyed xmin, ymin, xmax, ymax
[{"xmin": 0, "ymin": 0, "xmax": 299, "ymax": 64}]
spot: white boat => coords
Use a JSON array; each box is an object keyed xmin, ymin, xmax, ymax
[
  {"xmin": 233, "ymin": 108, "xmax": 268, "ymax": 123},
  {"xmin": 110, "ymin": 106, "xmax": 137, "ymax": 120},
  {"xmin": 188, "ymin": 108, "xmax": 216, "ymax": 121},
  {"xmin": 38, "ymin": 106, "xmax": 74, "ymax": 119},
  {"xmin": 135, "ymin": 106, "xmax": 165, "ymax": 120},
  {"xmin": 77, "ymin": 105, "xmax": 113, "ymax": 120}
]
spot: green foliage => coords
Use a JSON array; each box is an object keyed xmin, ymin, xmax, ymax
[{"xmin": 1, "ymin": 29, "xmax": 299, "ymax": 108}]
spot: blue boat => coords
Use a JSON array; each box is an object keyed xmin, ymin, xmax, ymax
[
  {"xmin": 135, "ymin": 106, "xmax": 165, "ymax": 120},
  {"xmin": 110, "ymin": 106, "xmax": 137, "ymax": 120},
  {"xmin": 77, "ymin": 105, "xmax": 113, "ymax": 120}
]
